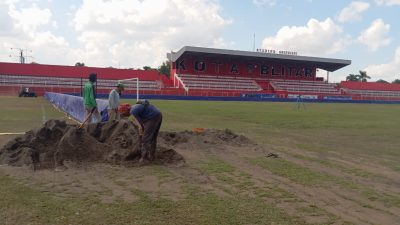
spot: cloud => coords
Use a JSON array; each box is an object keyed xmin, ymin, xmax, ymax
[
  {"xmin": 337, "ymin": 1, "xmax": 370, "ymax": 23},
  {"xmin": 0, "ymin": 0, "xmax": 230, "ymax": 68},
  {"xmin": 0, "ymin": 1, "xmax": 74, "ymax": 64},
  {"xmin": 261, "ymin": 18, "xmax": 349, "ymax": 56},
  {"xmin": 71, "ymin": 0, "xmax": 231, "ymax": 68},
  {"xmin": 365, "ymin": 47, "xmax": 400, "ymax": 80},
  {"xmin": 0, "ymin": 2, "xmax": 14, "ymax": 34},
  {"xmin": 253, "ymin": 0, "xmax": 276, "ymax": 6},
  {"xmin": 8, "ymin": 3, "xmax": 52, "ymax": 33},
  {"xmin": 358, "ymin": 19, "xmax": 391, "ymax": 52},
  {"xmin": 375, "ymin": 0, "xmax": 400, "ymax": 5}
]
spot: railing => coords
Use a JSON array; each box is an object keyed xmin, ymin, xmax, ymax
[
  {"xmin": 270, "ymin": 78, "xmax": 340, "ymax": 93},
  {"xmin": 343, "ymin": 89, "xmax": 400, "ymax": 97},
  {"xmin": 174, "ymin": 73, "xmax": 188, "ymax": 92},
  {"xmin": 177, "ymin": 74, "xmax": 261, "ymax": 91},
  {"xmin": 0, "ymin": 74, "xmax": 162, "ymax": 92}
]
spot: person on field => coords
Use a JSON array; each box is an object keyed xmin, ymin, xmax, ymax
[
  {"xmin": 83, "ymin": 73, "xmax": 101, "ymax": 123},
  {"xmin": 130, "ymin": 100, "xmax": 162, "ymax": 163},
  {"xmin": 108, "ymin": 82, "xmax": 125, "ymax": 120}
]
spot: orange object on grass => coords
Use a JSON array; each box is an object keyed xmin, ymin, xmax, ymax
[{"xmin": 192, "ymin": 127, "xmax": 205, "ymax": 133}]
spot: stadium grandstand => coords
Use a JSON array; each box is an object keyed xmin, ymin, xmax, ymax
[
  {"xmin": 0, "ymin": 62, "xmax": 179, "ymax": 96},
  {"xmin": 1, "ymin": 46, "xmax": 400, "ymax": 102},
  {"xmin": 168, "ymin": 46, "xmax": 350, "ymax": 99},
  {"xmin": 340, "ymin": 81, "xmax": 400, "ymax": 101}
]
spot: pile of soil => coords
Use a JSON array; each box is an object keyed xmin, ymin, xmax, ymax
[
  {"xmin": 0, "ymin": 119, "xmax": 184, "ymax": 169},
  {"xmin": 0, "ymin": 119, "xmax": 252, "ymax": 170},
  {"xmin": 158, "ymin": 128, "xmax": 252, "ymax": 147}
]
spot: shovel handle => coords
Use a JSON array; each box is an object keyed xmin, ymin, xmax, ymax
[{"xmin": 78, "ymin": 107, "xmax": 96, "ymax": 129}]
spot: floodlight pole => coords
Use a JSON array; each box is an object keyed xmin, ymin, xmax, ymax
[
  {"xmin": 253, "ymin": 33, "xmax": 255, "ymax": 52},
  {"xmin": 10, "ymin": 48, "xmax": 32, "ymax": 64}
]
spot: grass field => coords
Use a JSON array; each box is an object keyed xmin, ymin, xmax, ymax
[{"xmin": 1, "ymin": 96, "xmax": 399, "ymax": 225}]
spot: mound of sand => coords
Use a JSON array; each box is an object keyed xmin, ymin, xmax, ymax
[
  {"xmin": 158, "ymin": 128, "xmax": 252, "ymax": 147},
  {"xmin": 0, "ymin": 119, "xmax": 184, "ymax": 169},
  {"xmin": 0, "ymin": 119, "xmax": 252, "ymax": 170}
]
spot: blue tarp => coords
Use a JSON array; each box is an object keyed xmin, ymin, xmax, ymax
[{"xmin": 44, "ymin": 92, "xmax": 108, "ymax": 123}]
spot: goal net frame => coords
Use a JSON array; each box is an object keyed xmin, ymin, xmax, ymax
[{"xmin": 118, "ymin": 78, "xmax": 139, "ymax": 102}]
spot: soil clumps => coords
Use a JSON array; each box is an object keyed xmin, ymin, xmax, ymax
[
  {"xmin": 0, "ymin": 120, "xmax": 251, "ymax": 170},
  {"xmin": 0, "ymin": 119, "xmax": 182, "ymax": 169}
]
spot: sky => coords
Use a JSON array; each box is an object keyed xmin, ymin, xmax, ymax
[{"xmin": 1, "ymin": 0, "xmax": 399, "ymax": 82}]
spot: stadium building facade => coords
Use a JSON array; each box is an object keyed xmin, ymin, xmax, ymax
[
  {"xmin": 1, "ymin": 46, "xmax": 400, "ymax": 101},
  {"xmin": 169, "ymin": 46, "xmax": 351, "ymax": 80}
]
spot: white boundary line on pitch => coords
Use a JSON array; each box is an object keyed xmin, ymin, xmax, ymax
[{"xmin": 0, "ymin": 132, "xmax": 25, "ymax": 135}]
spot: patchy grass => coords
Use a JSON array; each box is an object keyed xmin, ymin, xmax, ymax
[
  {"xmin": 286, "ymin": 151, "xmax": 383, "ymax": 179},
  {"xmin": 148, "ymin": 165, "xmax": 176, "ymax": 180},
  {"xmin": 251, "ymin": 157, "xmax": 400, "ymax": 209},
  {"xmin": 199, "ymin": 156, "xmax": 236, "ymax": 174},
  {"xmin": 0, "ymin": 97, "xmax": 64, "ymax": 133},
  {"xmin": 1, "ymin": 173, "xmax": 304, "ymax": 225},
  {"xmin": 361, "ymin": 189, "xmax": 400, "ymax": 208},
  {"xmin": 251, "ymin": 158, "xmax": 328, "ymax": 186},
  {"xmin": 1, "ymin": 97, "xmax": 400, "ymax": 224}
]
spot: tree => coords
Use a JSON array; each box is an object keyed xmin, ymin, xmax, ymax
[
  {"xmin": 158, "ymin": 60, "xmax": 171, "ymax": 77},
  {"xmin": 143, "ymin": 66, "xmax": 154, "ymax": 70},
  {"xmin": 376, "ymin": 79, "xmax": 388, "ymax": 83},
  {"xmin": 75, "ymin": 62, "xmax": 85, "ymax": 67},
  {"xmin": 346, "ymin": 74, "xmax": 359, "ymax": 81},
  {"xmin": 392, "ymin": 79, "xmax": 400, "ymax": 84},
  {"xmin": 346, "ymin": 70, "xmax": 371, "ymax": 82},
  {"xmin": 358, "ymin": 70, "xmax": 371, "ymax": 82}
]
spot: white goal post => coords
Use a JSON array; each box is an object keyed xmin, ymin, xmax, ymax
[{"xmin": 118, "ymin": 78, "xmax": 139, "ymax": 102}]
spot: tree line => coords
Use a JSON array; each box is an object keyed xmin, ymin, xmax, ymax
[
  {"xmin": 346, "ymin": 70, "xmax": 400, "ymax": 84},
  {"xmin": 75, "ymin": 61, "xmax": 171, "ymax": 77}
]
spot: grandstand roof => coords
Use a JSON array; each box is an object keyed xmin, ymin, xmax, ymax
[
  {"xmin": 169, "ymin": 46, "xmax": 351, "ymax": 72},
  {"xmin": 0, "ymin": 62, "xmax": 160, "ymax": 80}
]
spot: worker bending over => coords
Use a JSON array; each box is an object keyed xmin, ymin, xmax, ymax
[{"xmin": 130, "ymin": 100, "xmax": 162, "ymax": 163}]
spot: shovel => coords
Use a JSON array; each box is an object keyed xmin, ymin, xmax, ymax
[{"xmin": 78, "ymin": 107, "xmax": 96, "ymax": 129}]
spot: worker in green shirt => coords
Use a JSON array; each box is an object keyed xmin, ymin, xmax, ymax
[{"xmin": 83, "ymin": 73, "xmax": 101, "ymax": 123}]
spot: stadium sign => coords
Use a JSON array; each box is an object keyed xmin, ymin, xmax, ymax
[
  {"xmin": 177, "ymin": 59, "xmax": 315, "ymax": 78},
  {"xmin": 257, "ymin": 48, "xmax": 298, "ymax": 56}
]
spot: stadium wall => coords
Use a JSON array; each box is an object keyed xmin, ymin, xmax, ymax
[
  {"xmin": 62, "ymin": 93, "xmax": 400, "ymax": 104},
  {"xmin": 0, "ymin": 62, "xmax": 162, "ymax": 80}
]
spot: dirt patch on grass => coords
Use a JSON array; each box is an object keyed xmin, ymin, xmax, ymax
[
  {"xmin": 0, "ymin": 119, "xmax": 253, "ymax": 171},
  {"xmin": 0, "ymin": 119, "xmax": 187, "ymax": 169},
  {"xmin": 0, "ymin": 119, "xmax": 255, "ymax": 203},
  {"xmin": 2, "ymin": 119, "xmax": 399, "ymax": 225}
]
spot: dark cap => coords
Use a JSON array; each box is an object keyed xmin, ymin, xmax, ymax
[
  {"xmin": 136, "ymin": 99, "xmax": 149, "ymax": 105},
  {"xmin": 89, "ymin": 73, "xmax": 97, "ymax": 82}
]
